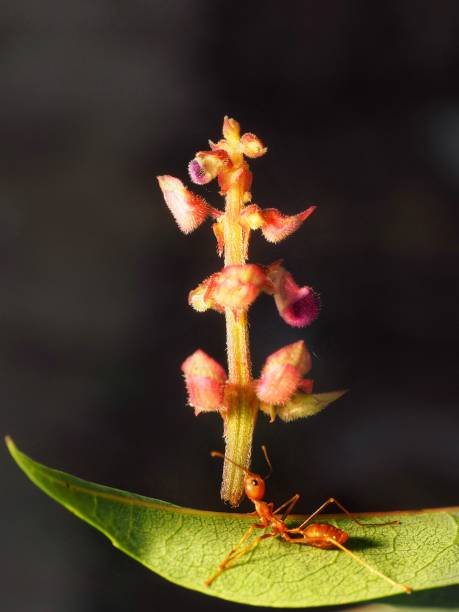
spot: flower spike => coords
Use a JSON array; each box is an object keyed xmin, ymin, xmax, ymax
[
  {"xmin": 268, "ymin": 263, "xmax": 320, "ymax": 327},
  {"xmin": 181, "ymin": 350, "xmax": 227, "ymax": 415},
  {"xmin": 156, "ymin": 117, "xmax": 343, "ymax": 506}
]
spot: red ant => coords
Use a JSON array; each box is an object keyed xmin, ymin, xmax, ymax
[{"xmin": 205, "ymin": 446, "xmax": 412, "ymax": 593}]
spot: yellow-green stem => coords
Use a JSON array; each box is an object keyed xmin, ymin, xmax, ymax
[{"xmin": 220, "ymin": 177, "xmax": 258, "ymax": 506}]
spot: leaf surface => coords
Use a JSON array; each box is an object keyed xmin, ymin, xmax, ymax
[{"xmin": 6, "ymin": 437, "xmax": 459, "ymax": 608}]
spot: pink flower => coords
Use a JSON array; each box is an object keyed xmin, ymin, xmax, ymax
[
  {"xmin": 267, "ymin": 263, "xmax": 320, "ymax": 327},
  {"xmin": 157, "ymin": 175, "xmax": 214, "ymax": 234},
  {"xmin": 189, "ymin": 264, "xmax": 270, "ymax": 313},
  {"xmin": 210, "ymin": 264, "xmax": 268, "ymax": 310},
  {"xmin": 181, "ymin": 350, "xmax": 227, "ymax": 415},
  {"xmin": 256, "ymin": 340, "xmax": 311, "ymax": 405}
]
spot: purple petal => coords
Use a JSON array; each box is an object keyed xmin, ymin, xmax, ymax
[
  {"xmin": 279, "ymin": 286, "xmax": 320, "ymax": 327},
  {"xmin": 188, "ymin": 159, "xmax": 211, "ymax": 185}
]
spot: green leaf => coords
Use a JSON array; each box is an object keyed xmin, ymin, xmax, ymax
[
  {"xmin": 277, "ymin": 390, "xmax": 348, "ymax": 422},
  {"xmin": 6, "ymin": 437, "xmax": 459, "ymax": 608}
]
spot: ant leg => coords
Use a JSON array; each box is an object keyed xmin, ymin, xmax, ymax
[
  {"xmin": 205, "ymin": 524, "xmax": 264, "ymax": 587},
  {"xmin": 223, "ymin": 524, "xmax": 258, "ymax": 560},
  {"xmin": 273, "ymin": 494, "xmax": 301, "ymax": 520},
  {"xmin": 294, "ymin": 497, "xmax": 400, "ymax": 531},
  {"xmin": 325, "ymin": 537, "xmax": 412, "ymax": 594},
  {"xmin": 206, "ymin": 533, "xmax": 277, "ymax": 587},
  {"xmin": 281, "ymin": 533, "xmax": 411, "ymax": 594}
]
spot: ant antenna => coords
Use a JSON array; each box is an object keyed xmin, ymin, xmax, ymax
[
  {"xmin": 210, "ymin": 451, "xmax": 251, "ymax": 475},
  {"xmin": 261, "ymin": 445, "xmax": 273, "ymax": 480}
]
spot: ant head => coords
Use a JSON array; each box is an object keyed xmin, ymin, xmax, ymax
[
  {"xmin": 210, "ymin": 445, "xmax": 273, "ymax": 502},
  {"xmin": 243, "ymin": 472, "xmax": 265, "ymax": 501}
]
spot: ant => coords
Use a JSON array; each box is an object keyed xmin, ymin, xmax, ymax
[{"xmin": 205, "ymin": 446, "xmax": 412, "ymax": 593}]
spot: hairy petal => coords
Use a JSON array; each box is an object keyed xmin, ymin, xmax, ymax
[
  {"xmin": 240, "ymin": 205, "xmax": 315, "ymax": 243},
  {"xmin": 261, "ymin": 206, "xmax": 316, "ymax": 242},
  {"xmin": 157, "ymin": 175, "xmax": 210, "ymax": 233}
]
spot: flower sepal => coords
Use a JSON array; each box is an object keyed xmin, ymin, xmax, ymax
[
  {"xmin": 181, "ymin": 349, "xmax": 227, "ymax": 415},
  {"xmin": 274, "ymin": 389, "xmax": 348, "ymax": 422},
  {"xmin": 256, "ymin": 340, "xmax": 311, "ymax": 406}
]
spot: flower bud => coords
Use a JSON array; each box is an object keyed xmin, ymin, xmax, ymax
[
  {"xmin": 240, "ymin": 132, "xmax": 267, "ymax": 158},
  {"xmin": 188, "ymin": 150, "xmax": 229, "ymax": 185},
  {"xmin": 181, "ymin": 349, "xmax": 227, "ymax": 415},
  {"xmin": 267, "ymin": 264, "xmax": 320, "ymax": 328},
  {"xmin": 210, "ymin": 264, "xmax": 267, "ymax": 311},
  {"xmin": 257, "ymin": 340, "xmax": 311, "ymax": 405},
  {"xmin": 157, "ymin": 175, "xmax": 210, "ymax": 234},
  {"xmin": 222, "ymin": 116, "xmax": 241, "ymax": 144}
]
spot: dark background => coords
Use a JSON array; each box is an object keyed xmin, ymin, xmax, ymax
[{"xmin": 2, "ymin": 2, "xmax": 459, "ymax": 611}]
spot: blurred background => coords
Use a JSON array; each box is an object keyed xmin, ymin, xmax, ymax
[{"xmin": 2, "ymin": 1, "xmax": 459, "ymax": 611}]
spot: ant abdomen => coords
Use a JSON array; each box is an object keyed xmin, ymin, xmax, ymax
[{"xmin": 304, "ymin": 523, "xmax": 349, "ymax": 548}]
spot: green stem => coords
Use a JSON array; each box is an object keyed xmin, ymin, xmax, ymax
[{"xmin": 220, "ymin": 175, "xmax": 258, "ymax": 506}]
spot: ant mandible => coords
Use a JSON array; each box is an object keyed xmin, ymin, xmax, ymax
[{"xmin": 205, "ymin": 446, "xmax": 412, "ymax": 593}]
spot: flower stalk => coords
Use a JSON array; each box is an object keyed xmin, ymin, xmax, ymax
[
  {"xmin": 221, "ymin": 176, "xmax": 256, "ymax": 505},
  {"xmin": 157, "ymin": 117, "xmax": 346, "ymax": 507}
]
